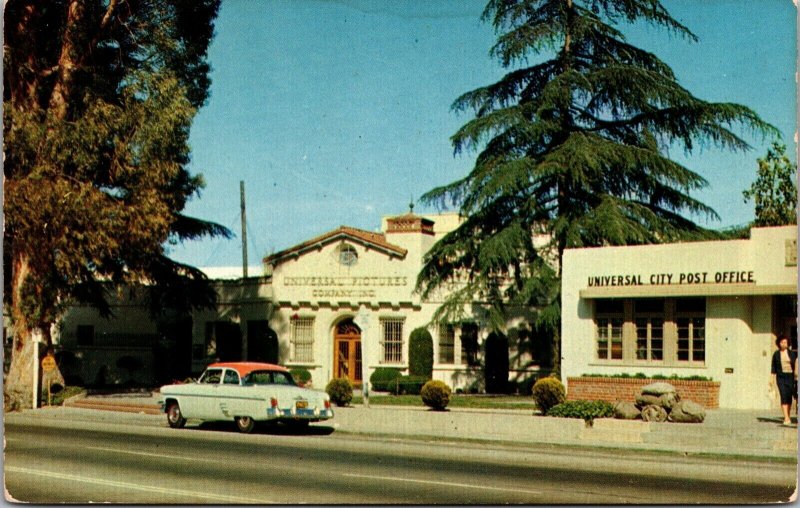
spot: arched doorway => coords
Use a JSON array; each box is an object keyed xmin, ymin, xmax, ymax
[{"xmin": 333, "ymin": 318, "xmax": 362, "ymax": 386}]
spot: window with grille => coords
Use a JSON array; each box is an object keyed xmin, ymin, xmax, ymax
[
  {"xmin": 438, "ymin": 324, "xmax": 455, "ymax": 364},
  {"xmin": 676, "ymin": 298, "xmax": 706, "ymax": 363},
  {"xmin": 634, "ymin": 299, "xmax": 664, "ymax": 361},
  {"xmin": 595, "ymin": 300, "xmax": 623, "ymax": 360},
  {"xmin": 290, "ymin": 317, "xmax": 314, "ymax": 363},
  {"xmin": 380, "ymin": 318, "xmax": 404, "ymax": 364}
]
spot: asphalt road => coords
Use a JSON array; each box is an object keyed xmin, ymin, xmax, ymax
[{"xmin": 4, "ymin": 410, "xmax": 797, "ymax": 504}]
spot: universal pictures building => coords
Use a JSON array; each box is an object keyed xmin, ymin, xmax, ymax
[
  {"xmin": 561, "ymin": 225, "xmax": 798, "ymax": 410},
  {"xmin": 52, "ymin": 212, "xmax": 540, "ymax": 390}
]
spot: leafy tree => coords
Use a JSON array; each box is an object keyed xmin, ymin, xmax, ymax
[
  {"xmin": 417, "ymin": 0, "xmax": 774, "ymax": 376},
  {"xmin": 3, "ymin": 0, "xmax": 227, "ymax": 409},
  {"xmin": 743, "ymin": 142, "xmax": 797, "ymax": 226}
]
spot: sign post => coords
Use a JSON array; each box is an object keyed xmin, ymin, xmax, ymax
[{"xmin": 41, "ymin": 354, "xmax": 56, "ymax": 406}]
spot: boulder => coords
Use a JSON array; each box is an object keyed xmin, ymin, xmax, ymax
[
  {"xmin": 634, "ymin": 393, "xmax": 661, "ymax": 409},
  {"xmin": 641, "ymin": 404, "xmax": 668, "ymax": 422},
  {"xmin": 657, "ymin": 391, "xmax": 681, "ymax": 409},
  {"xmin": 640, "ymin": 382, "xmax": 677, "ymax": 396},
  {"xmin": 669, "ymin": 400, "xmax": 706, "ymax": 423},
  {"xmin": 614, "ymin": 401, "xmax": 642, "ymax": 419}
]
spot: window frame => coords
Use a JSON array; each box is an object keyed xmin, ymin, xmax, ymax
[
  {"xmin": 290, "ymin": 316, "xmax": 315, "ymax": 363},
  {"xmin": 380, "ymin": 317, "xmax": 405, "ymax": 364},
  {"xmin": 438, "ymin": 324, "xmax": 455, "ymax": 364}
]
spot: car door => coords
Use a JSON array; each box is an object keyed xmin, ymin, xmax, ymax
[
  {"xmin": 216, "ymin": 368, "xmax": 245, "ymax": 419},
  {"xmin": 194, "ymin": 368, "xmax": 223, "ymax": 419}
]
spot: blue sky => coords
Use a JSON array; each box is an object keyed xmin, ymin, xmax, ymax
[{"xmin": 168, "ymin": 0, "xmax": 797, "ymax": 268}]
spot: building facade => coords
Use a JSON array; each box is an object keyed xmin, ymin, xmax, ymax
[
  {"xmin": 54, "ymin": 212, "xmax": 540, "ymax": 390},
  {"xmin": 561, "ymin": 226, "xmax": 798, "ymax": 410}
]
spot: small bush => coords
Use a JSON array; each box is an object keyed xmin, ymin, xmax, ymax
[
  {"xmin": 408, "ymin": 328, "xmax": 433, "ymax": 378},
  {"xmin": 290, "ymin": 368, "xmax": 312, "ymax": 387},
  {"xmin": 390, "ymin": 375, "xmax": 428, "ymax": 395},
  {"xmin": 547, "ymin": 400, "xmax": 615, "ymax": 422},
  {"xmin": 421, "ymin": 380, "xmax": 451, "ymax": 410},
  {"xmin": 325, "ymin": 378, "xmax": 353, "ymax": 407},
  {"xmin": 531, "ymin": 376, "xmax": 565, "ymax": 414},
  {"xmin": 369, "ymin": 367, "xmax": 403, "ymax": 391}
]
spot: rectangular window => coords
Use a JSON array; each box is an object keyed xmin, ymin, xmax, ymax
[
  {"xmin": 380, "ymin": 318, "xmax": 404, "ymax": 364},
  {"xmin": 634, "ymin": 299, "xmax": 664, "ymax": 361},
  {"xmin": 77, "ymin": 325, "xmax": 94, "ymax": 346},
  {"xmin": 460, "ymin": 323, "xmax": 480, "ymax": 366},
  {"xmin": 595, "ymin": 300, "xmax": 623, "ymax": 360},
  {"xmin": 438, "ymin": 324, "xmax": 455, "ymax": 364},
  {"xmin": 290, "ymin": 317, "xmax": 314, "ymax": 363}
]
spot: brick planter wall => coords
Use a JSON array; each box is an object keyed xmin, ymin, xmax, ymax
[{"xmin": 566, "ymin": 377, "xmax": 721, "ymax": 409}]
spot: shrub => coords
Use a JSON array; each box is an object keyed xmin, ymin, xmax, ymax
[
  {"xmin": 369, "ymin": 367, "xmax": 403, "ymax": 391},
  {"xmin": 484, "ymin": 332, "xmax": 510, "ymax": 394},
  {"xmin": 547, "ymin": 400, "xmax": 615, "ymax": 422},
  {"xmin": 325, "ymin": 378, "xmax": 353, "ymax": 407},
  {"xmin": 531, "ymin": 376, "xmax": 565, "ymax": 414},
  {"xmin": 390, "ymin": 375, "xmax": 428, "ymax": 395},
  {"xmin": 408, "ymin": 328, "xmax": 433, "ymax": 378},
  {"xmin": 421, "ymin": 380, "xmax": 451, "ymax": 410},
  {"xmin": 290, "ymin": 368, "xmax": 312, "ymax": 387}
]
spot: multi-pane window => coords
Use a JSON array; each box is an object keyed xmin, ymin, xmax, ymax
[
  {"xmin": 290, "ymin": 317, "xmax": 315, "ymax": 363},
  {"xmin": 676, "ymin": 298, "xmax": 705, "ymax": 363},
  {"xmin": 380, "ymin": 318, "xmax": 404, "ymax": 363},
  {"xmin": 634, "ymin": 299, "xmax": 664, "ymax": 361},
  {"xmin": 596, "ymin": 300, "xmax": 623, "ymax": 360},
  {"xmin": 593, "ymin": 297, "xmax": 706, "ymax": 365},
  {"xmin": 438, "ymin": 324, "xmax": 455, "ymax": 364}
]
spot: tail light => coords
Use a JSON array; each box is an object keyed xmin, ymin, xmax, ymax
[
  {"xmin": 270, "ymin": 397, "xmax": 278, "ymax": 408},
  {"xmin": 324, "ymin": 399, "xmax": 331, "ymax": 409}
]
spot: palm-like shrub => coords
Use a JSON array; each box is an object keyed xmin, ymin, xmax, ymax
[
  {"xmin": 531, "ymin": 376, "xmax": 565, "ymax": 414},
  {"xmin": 421, "ymin": 380, "xmax": 451, "ymax": 411}
]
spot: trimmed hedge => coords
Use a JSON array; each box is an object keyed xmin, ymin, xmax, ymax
[
  {"xmin": 547, "ymin": 400, "xmax": 615, "ymax": 422},
  {"xmin": 369, "ymin": 367, "xmax": 403, "ymax": 391},
  {"xmin": 325, "ymin": 377, "xmax": 353, "ymax": 407},
  {"xmin": 421, "ymin": 380, "xmax": 451, "ymax": 410},
  {"xmin": 531, "ymin": 376, "xmax": 565, "ymax": 414},
  {"xmin": 408, "ymin": 328, "xmax": 433, "ymax": 378},
  {"xmin": 390, "ymin": 375, "xmax": 428, "ymax": 395}
]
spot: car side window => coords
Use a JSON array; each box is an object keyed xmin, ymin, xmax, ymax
[
  {"xmin": 223, "ymin": 370, "xmax": 240, "ymax": 385},
  {"xmin": 200, "ymin": 368, "xmax": 222, "ymax": 384}
]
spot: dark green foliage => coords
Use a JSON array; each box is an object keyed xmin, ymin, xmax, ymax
[
  {"xmin": 369, "ymin": 367, "xmax": 403, "ymax": 391},
  {"xmin": 547, "ymin": 400, "xmax": 615, "ymax": 422},
  {"xmin": 484, "ymin": 331, "xmax": 510, "ymax": 393},
  {"xmin": 408, "ymin": 328, "xmax": 434, "ymax": 379},
  {"xmin": 743, "ymin": 142, "xmax": 797, "ymax": 227},
  {"xmin": 289, "ymin": 368, "xmax": 312, "ymax": 386},
  {"xmin": 582, "ymin": 373, "xmax": 713, "ymax": 381},
  {"xmin": 421, "ymin": 380, "xmax": 452, "ymax": 410},
  {"xmin": 390, "ymin": 375, "xmax": 428, "ymax": 395},
  {"xmin": 531, "ymin": 376, "xmax": 566, "ymax": 413},
  {"xmin": 416, "ymin": 0, "xmax": 775, "ymax": 376},
  {"xmin": 325, "ymin": 378, "xmax": 353, "ymax": 407}
]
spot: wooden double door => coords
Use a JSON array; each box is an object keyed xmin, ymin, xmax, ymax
[{"xmin": 333, "ymin": 319, "xmax": 362, "ymax": 386}]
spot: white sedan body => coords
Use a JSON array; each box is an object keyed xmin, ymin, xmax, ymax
[{"xmin": 159, "ymin": 362, "xmax": 333, "ymax": 430}]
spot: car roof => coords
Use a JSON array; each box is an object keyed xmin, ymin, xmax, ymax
[{"xmin": 207, "ymin": 362, "xmax": 290, "ymax": 377}]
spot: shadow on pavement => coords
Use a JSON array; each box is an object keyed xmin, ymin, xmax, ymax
[{"xmin": 192, "ymin": 421, "xmax": 336, "ymax": 436}]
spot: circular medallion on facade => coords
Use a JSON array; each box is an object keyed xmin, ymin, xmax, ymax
[{"xmin": 338, "ymin": 244, "xmax": 358, "ymax": 266}]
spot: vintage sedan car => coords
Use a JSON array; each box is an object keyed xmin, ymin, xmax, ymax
[{"xmin": 159, "ymin": 362, "xmax": 333, "ymax": 433}]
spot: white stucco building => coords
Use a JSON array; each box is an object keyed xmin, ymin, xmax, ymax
[{"xmin": 561, "ymin": 226, "xmax": 798, "ymax": 410}]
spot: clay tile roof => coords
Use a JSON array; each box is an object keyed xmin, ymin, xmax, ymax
[{"xmin": 263, "ymin": 225, "xmax": 407, "ymax": 265}]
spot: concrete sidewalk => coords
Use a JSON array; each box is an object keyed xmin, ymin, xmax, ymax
[{"xmin": 62, "ymin": 391, "xmax": 798, "ymax": 459}]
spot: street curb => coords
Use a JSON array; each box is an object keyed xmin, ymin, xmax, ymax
[{"xmin": 64, "ymin": 399, "xmax": 162, "ymax": 415}]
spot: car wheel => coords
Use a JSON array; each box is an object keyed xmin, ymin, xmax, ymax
[
  {"xmin": 235, "ymin": 416, "xmax": 255, "ymax": 433},
  {"xmin": 167, "ymin": 402, "xmax": 186, "ymax": 429}
]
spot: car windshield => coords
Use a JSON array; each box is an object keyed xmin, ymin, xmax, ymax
[{"xmin": 243, "ymin": 370, "xmax": 296, "ymax": 386}]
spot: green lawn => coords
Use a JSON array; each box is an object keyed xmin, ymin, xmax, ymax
[{"xmin": 351, "ymin": 394, "xmax": 537, "ymax": 410}]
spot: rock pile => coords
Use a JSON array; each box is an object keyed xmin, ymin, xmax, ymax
[{"xmin": 613, "ymin": 382, "xmax": 706, "ymax": 423}]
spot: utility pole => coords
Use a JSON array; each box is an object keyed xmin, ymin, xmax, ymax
[{"xmin": 240, "ymin": 180, "xmax": 248, "ymax": 278}]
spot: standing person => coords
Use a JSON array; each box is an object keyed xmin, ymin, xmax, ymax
[{"xmin": 771, "ymin": 335, "xmax": 797, "ymax": 426}]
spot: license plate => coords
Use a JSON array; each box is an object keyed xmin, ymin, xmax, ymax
[{"xmin": 296, "ymin": 400, "xmax": 308, "ymax": 409}]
